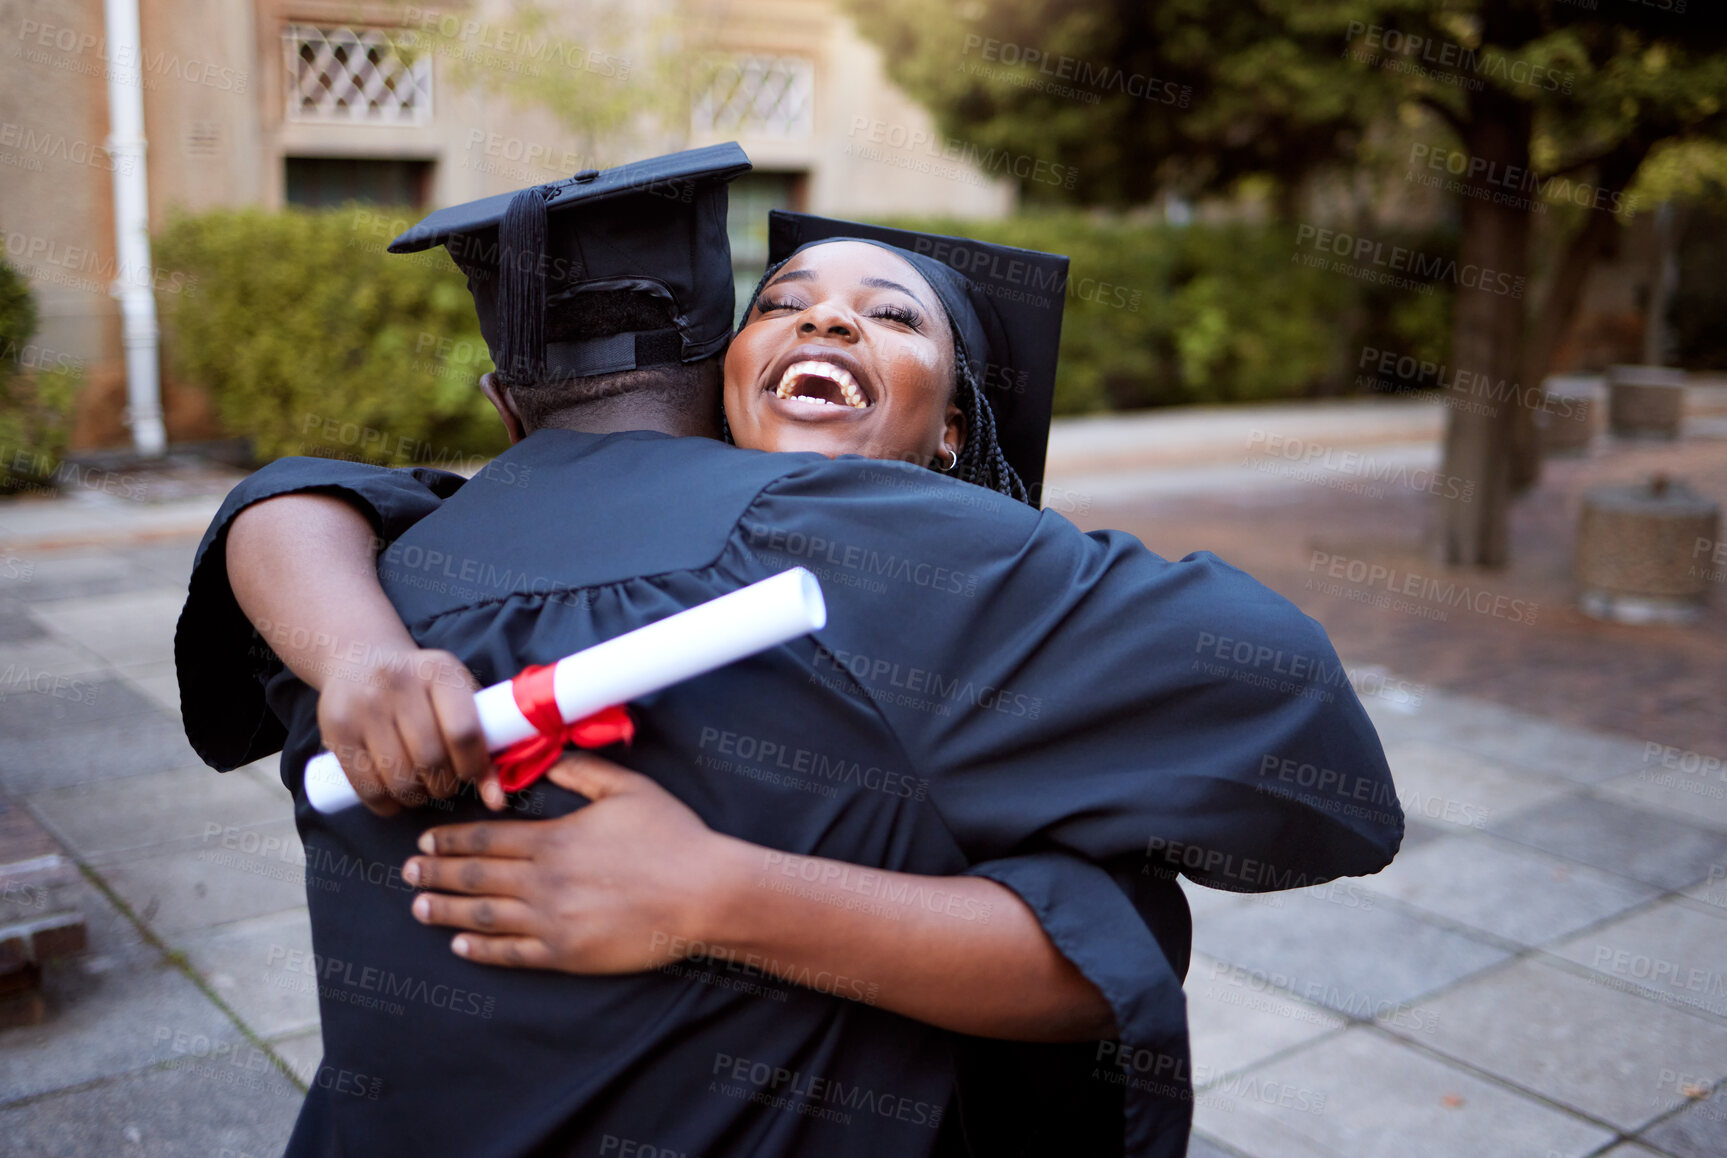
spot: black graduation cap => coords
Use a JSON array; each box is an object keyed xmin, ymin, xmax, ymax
[
  {"xmin": 389, "ymin": 143, "xmax": 751, "ymax": 382},
  {"xmin": 764, "ymin": 210, "xmax": 1069, "ymax": 503}
]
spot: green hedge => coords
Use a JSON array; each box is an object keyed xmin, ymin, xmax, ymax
[
  {"xmin": 0, "ymin": 252, "xmax": 79, "ymax": 494},
  {"xmin": 155, "ymin": 207, "xmax": 1457, "ymax": 457},
  {"xmin": 887, "ymin": 213, "xmax": 1457, "ymax": 415},
  {"xmin": 155, "ymin": 207, "xmax": 507, "ymax": 465}
]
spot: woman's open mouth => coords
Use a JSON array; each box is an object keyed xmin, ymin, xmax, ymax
[{"xmin": 775, "ymin": 361, "xmax": 869, "ymax": 408}]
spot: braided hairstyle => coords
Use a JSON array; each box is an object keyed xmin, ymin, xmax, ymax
[{"xmin": 735, "ymin": 256, "xmax": 1030, "ymax": 506}]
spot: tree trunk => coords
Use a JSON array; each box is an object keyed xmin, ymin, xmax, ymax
[
  {"xmin": 1436, "ymin": 92, "xmax": 1535, "ymax": 568},
  {"xmin": 1511, "ymin": 144, "xmax": 1648, "ymax": 493}
]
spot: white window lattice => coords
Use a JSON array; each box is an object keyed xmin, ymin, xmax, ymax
[
  {"xmin": 693, "ymin": 55, "xmax": 813, "ymax": 138},
  {"xmin": 284, "ymin": 26, "xmax": 431, "ymax": 125}
]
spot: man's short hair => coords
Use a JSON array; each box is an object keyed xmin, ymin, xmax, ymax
[{"xmin": 503, "ymin": 291, "xmax": 722, "ymax": 430}]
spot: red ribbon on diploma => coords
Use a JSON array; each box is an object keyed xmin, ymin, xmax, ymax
[{"xmin": 492, "ymin": 662, "xmax": 634, "ymax": 793}]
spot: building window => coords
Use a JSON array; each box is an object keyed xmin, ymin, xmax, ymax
[
  {"xmin": 693, "ymin": 55, "xmax": 814, "ymax": 139},
  {"xmin": 726, "ymin": 171, "xmax": 806, "ymax": 320},
  {"xmin": 284, "ymin": 157, "xmax": 433, "ymax": 208},
  {"xmin": 284, "ymin": 25, "xmax": 431, "ymax": 125}
]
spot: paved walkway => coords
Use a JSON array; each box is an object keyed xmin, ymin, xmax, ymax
[{"xmin": 0, "ymin": 403, "xmax": 1721, "ymax": 1157}]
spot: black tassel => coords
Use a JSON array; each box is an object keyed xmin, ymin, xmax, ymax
[{"xmin": 497, "ymin": 185, "xmax": 551, "ymax": 384}]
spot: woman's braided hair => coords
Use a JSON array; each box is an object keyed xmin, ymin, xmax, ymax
[{"xmin": 735, "ymin": 255, "xmax": 1030, "ymax": 506}]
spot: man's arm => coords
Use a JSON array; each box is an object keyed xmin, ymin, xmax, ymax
[{"xmin": 225, "ymin": 493, "xmax": 499, "ymax": 813}]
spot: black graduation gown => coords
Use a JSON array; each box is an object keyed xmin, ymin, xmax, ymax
[{"xmin": 174, "ymin": 429, "xmax": 1403, "ymax": 1158}]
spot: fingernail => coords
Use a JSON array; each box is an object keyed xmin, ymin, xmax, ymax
[
  {"xmin": 452, "ymin": 935, "xmax": 470, "ymax": 956},
  {"xmin": 417, "ymin": 831, "xmax": 435, "ymax": 854},
  {"xmin": 412, "ymin": 895, "xmax": 430, "ymax": 921},
  {"xmin": 402, "ymin": 861, "xmax": 420, "ymax": 885}
]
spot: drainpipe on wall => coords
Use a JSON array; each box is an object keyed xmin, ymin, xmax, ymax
[{"xmin": 103, "ymin": 0, "xmax": 166, "ymax": 457}]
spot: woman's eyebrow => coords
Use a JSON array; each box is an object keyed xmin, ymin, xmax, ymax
[
  {"xmin": 764, "ymin": 268, "xmax": 817, "ymax": 291},
  {"xmin": 861, "ymin": 276, "xmax": 929, "ymax": 308}
]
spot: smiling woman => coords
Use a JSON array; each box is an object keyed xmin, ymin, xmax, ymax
[
  {"xmin": 726, "ymin": 240, "xmax": 960, "ymax": 470},
  {"xmin": 724, "ymin": 234, "xmax": 1031, "ymax": 502}
]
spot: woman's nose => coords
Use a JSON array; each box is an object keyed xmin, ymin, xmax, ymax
[{"xmin": 798, "ymin": 301, "xmax": 857, "ymax": 339}]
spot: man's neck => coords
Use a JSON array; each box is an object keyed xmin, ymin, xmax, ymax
[{"xmin": 536, "ymin": 380, "xmax": 723, "ymax": 440}]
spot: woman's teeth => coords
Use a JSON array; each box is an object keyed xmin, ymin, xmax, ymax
[{"xmin": 775, "ymin": 361, "xmax": 868, "ymax": 408}]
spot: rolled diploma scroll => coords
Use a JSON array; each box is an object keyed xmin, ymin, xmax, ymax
[{"xmin": 303, "ymin": 567, "xmax": 828, "ymax": 813}]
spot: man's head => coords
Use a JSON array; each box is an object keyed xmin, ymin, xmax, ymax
[
  {"xmin": 479, "ymin": 289, "xmax": 724, "ymax": 440},
  {"xmin": 387, "ymin": 144, "xmax": 749, "ymax": 441}
]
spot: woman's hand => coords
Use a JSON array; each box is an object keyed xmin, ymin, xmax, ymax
[
  {"xmin": 316, "ymin": 647, "xmax": 504, "ymax": 815},
  {"xmin": 402, "ymin": 753, "xmax": 742, "ymax": 972}
]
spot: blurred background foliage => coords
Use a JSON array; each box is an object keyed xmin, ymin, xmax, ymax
[
  {"xmin": 889, "ymin": 213, "xmax": 1454, "ymax": 414},
  {"xmin": 0, "ymin": 253, "xmax": 79, "ymax": 493},
  {"xmin": 154, "ymin": 208, "xmax": 506, "ymax": 464}
]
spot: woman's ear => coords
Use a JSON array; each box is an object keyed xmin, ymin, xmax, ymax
[
  {"xmin": 480, "ymin": 372, "xmax": 527, "ymax": 445},
  {"xmin": 942, "ymin": 401, "xmax": 966, "ymax": 469}
]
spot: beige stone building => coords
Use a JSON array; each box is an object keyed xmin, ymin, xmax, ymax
[{"xmin": 0, "ymin": 0, "xmax": 1014, "ymax": 449}]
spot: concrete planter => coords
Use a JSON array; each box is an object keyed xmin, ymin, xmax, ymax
[{"xmin": 1575, "ymin": 476, "xmax": 1719, "ymax": 624}]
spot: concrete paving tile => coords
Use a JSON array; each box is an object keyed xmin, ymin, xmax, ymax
[
  {"xmin": 1191, "ymin": 889, "xmax": 1511, "ymax": 1020},
  {"xmin": 1179, "ymin": 879, "xmax": 1258, "ymax": 920},
  {"xmin": 0, "ymin": 712, "xmax": 203, "ymax": 795},
  {"xmin": 1597, "ymin": 764, "xmax": 1727, "ymax": 834},
  {"xmin": 0, "ymin": 884, "xmax": 241, "ymax": 1103},
  {"xmin": 1362, "ymin": 832, "xmax": 1659, "ymax": 947},
  {"xmin": 1489, "ymin": 796, "xmax": 1727, "ymax": 891},
  {"xmin": 112, "ymin": 659, "xmax": 183, "ymax": 716},
  {"xmin": 1185, "ymin": 1133, "xmax": 1245, "ymax": 1158},
  {"xmin": 1185, "ymin": 952, "xmax": 1346, "ymax": 1084},
  {"xmin": 0, "ymin": 598, "xmax": 45, "ymax": 641},
  {"xmin": 0, "ymin": 634, "xmax": 110, "ymax": 680},
  {"xmin": 27, "ymin": 588, "xmax": 186, "ymax": 670},
  {"xmin": 1599, "ymin": 1146, "xmax": 1678, "ymax": 1158},
  {"xmin": 109, "ymin": 540, "xmax": 199, "ymax": 588},
  {"xmin": 0, "ymin": 548, "xmax": 144, "ymax": 603},
  {"xmin": 1640, "ymin": 1084, "xmax": 1727, "ymax": 1158},
  {"xmin": 268, "ymin": 1027, "xmax": 323, "ymax": 1087},
  {"xmin": 1419, "ymin": 703, "xmax": 1652, "ymax": 786},
  {"xmin": 24, "ymin": 764, "xmax": 290, "ymax": 862},
  {"xmin": 1385, "ymin": 739, "xmax": 1575, "ymax": 833},
  {"xmin": 1680, "ymin": 872, "xmax": 1727, "ymax": 914},
  {"xmin": 0, "ymin": 1054, "xmax": 302, "ymax": 1156},
  {"xmin": 0, "ymin": 671, "xmax": 165, "ymax": 739},
  {"xmin": 179, "ymin": 908, "xmax": 319, "ymax": 1041},
  {"xmin": 1412, "ymin": 958, "xmax": 1727, "ymax": 1130},
  {"xmin": 1548, "ymin": 898, "xmax": 1727, "ymax": 1021},
  {"xmin": 1192, "ymin": 1027, "xmax": 1614, "ymax": 1158},
  {"xmin": 100, "ymin": 820, "xmax": 308, "ymax": 937}
]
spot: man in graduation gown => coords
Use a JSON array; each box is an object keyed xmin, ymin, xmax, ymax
[{"xmin": 174, "ymin": 146, "xmax": 1402, "ymax": 1157}]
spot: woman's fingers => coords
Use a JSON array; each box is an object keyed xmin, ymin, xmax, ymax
[
  {"xmin": 427, "ymin": 667, "xmax": 492, "ymax": 788},
  {"xmin": 415, "ymin": 821, "xmax": 542, "ymax": 859},
  {"xmin": 411, "ymin": 892, "xmax": 538, "ymax": 935},
  {"xmin": 544, "ymin": 753, "xmax": 651, "ymax": 801},
  {"xmin": 405, "ymin": 854, "xmax": 529, "ymax": 895},
  {"xmin": 449, "ymin": 933, "xmax": 555, "ymax": 970}
]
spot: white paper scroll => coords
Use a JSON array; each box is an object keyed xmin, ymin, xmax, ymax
[{"xmin": 303, "ymin": 567, "xmax": 828, "ymax": 813}]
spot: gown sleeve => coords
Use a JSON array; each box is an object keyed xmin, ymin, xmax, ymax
[{"xmin": 173, "ymin": 458, "xmax": 466, "ymax": 771}]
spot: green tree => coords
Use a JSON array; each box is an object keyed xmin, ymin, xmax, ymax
[{"xmin": 851, "ymin": 0, "xmax": 1727, "ymax": 567}]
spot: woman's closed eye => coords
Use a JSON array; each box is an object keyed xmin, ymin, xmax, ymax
[
  {"xmin": 755, "ymin": 295, "xmax": 807, "ymax": 315},
  {"xmin": 869, "ymin": 303, "xmax": 923, "ymax": 329}
]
